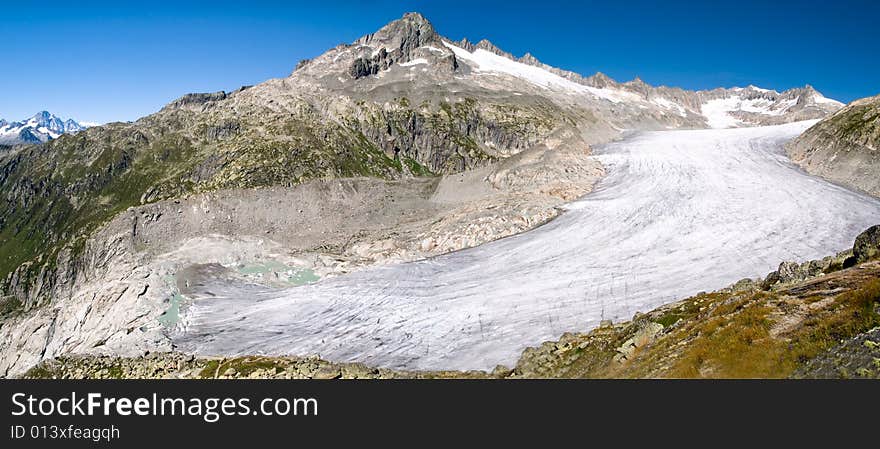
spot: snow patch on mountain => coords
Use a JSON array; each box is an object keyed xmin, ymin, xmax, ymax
[
  {"xmin": 652, "ymin": 97, "xmax": 687, "ymax": 117},
  {"xmin": 814, "ymin": 95, "xmax": 844, "ymax": 106},
  {"xmin": 443, "ymin": 40, "xmax": 585, "ymax": 92},
  {"xmin": 701, "ymin": 98, "xmax": 746, "ymax": 128},
  {"xmin": 442, "ymin": 40, "xmax": 645, "ymax": 105},
  {"xmin": 399, "ymin": 58, "xmax": 429, "ymax": 67},
  {"xmin": 701, "ymin": 95, "xmax": 801, "ymax": 128},
  {"xmin": 699, "ymin": 87, "xmax": 840, "ymax": 129}
]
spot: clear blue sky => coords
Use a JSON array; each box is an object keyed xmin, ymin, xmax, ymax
[{"xmin": 3, "ymin": 0, "xmax": 878, "ymax": 124}]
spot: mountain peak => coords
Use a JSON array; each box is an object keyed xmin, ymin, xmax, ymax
[
  {"xmin": 473, "ymin": 39, "xmax": 517, "ymax": 60},
  {"xmin": 0, "ymin": 111, "xmax": 89, "ymax": 145},
  {"xmin": 519, "ymin": 52, "xmax": 541, "ymax": 66},
  {"xmin": 32, "ymin": 110, "xmax": 52, "ymax": 121},
  {"xmin": 355, "ymin": 11, "xmax": 439, "ymax": 47},
  {"xmin": 587, "ymin": 72, "xmax": 617, "ymax": 88},
  {"xmin": 456, "ymin": 37, "xmax": 476, "ymax": 52},
  {"xmin": 346, "ymin": 12, "xmax": 450, "ymax": 79},
  {"xmin": 627, "ymin": 76, "xmax": 648, "ymax": 87},
  {"xmin": 401, "ymin": 11, "xmax": 428, "ymax": 22},
  {"xmin": 475, "ymin": 39, "xmax": 499, "ymax": 52}
]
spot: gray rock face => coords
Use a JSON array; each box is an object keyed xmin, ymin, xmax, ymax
[
  {"xmin": 349, "ymin": 55, "xmax": 382, "ymax": 78},
  {"xmin": 787, "ymin": 94, "xmax": 880, "ymax": 197},
  {"xmin": 473, "ymin": 39, "xmax": 515, "ymax": 59},
  {"xmin": 165, "ymin": 92, "xmax": 228, "ymax": 109},
  {"xmin": 293, "ymin": 58, "xmax": 311, "ymax": 71},
  {"xmin": 762, "ymin": 248, "xmax": 856, "ymax": 289},
  {"xmin": 853, "ymin": 225, "xmax": 880, "ymax": 263},
  {"xmin": 205, "ymin": 120, "xmax": 241, "ymax": 141}
]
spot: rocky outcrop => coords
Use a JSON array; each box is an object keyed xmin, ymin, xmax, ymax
[
  {"xmin": 166, "ymin": 91, "xmax": 228, "ymax": 109},
  {"xmin": 854, "ymin": 225, "xmax": 880, "ymax": 264},
  {"xmin": 0, "ymin": 221, "xmax": 172, "ymax": 378},
  {"xmin": 760, "ymin": 253, "xmax": 849, "ymax": 289},
  {"xmin": 348, "ymin": 98, "xmax": 561, "ymax": 173},
  {"xmin": 293, "ymin": 58, "xmax": 311, "ymax": 72},
  {"xmin": 205, "ymin": 120, "xmax": 241, "ymax": 140},
  {"xmin": 757, "ymin": 224, "xmax": 880, "ymax": 289},
  {"xmin": 349, "ymin": 12, "xmax": 455, "ymax": 79},
  {"xmin": 757, "ymin": 225, "xmax": 880, "ymax": 290},
  {"xmin": 787, "ymin": 94, "xmax": 880, "ymax": 197}
]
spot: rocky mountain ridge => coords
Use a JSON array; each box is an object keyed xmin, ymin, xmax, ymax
[{"xmin": 449, "ymin": 34, "xmax": 842, "ymax": 128}]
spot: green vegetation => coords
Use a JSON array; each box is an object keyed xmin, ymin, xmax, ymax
[
  {"xmin": 402, "ymin": 156, "xmax": 433, "ymax": 177},
  {"xmin": 0, "ymin": 296, "xmax": 23, "ymax": 318},
  {"xmin": 22, "ymin": 364, "xmax": 57, "ymax": 379},
  {"xmin": 828, "ymin": 101, "xmax": 880, "ymax": 136},
  {"xmin": 615, "ymin": 280, "xmax": 879, "ymax": 378},
  {"xmin": 654, "ymin": 311, "xmax": 682, "ymax": 328},
  {"xmin": 669, "ymin": 299, "xmax": 780, "ymax": 378},
  {"xmin": 198, "ymin": 359, "xmax": 222, "ymax": 378}
]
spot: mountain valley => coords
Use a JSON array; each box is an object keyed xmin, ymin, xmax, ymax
[{"xmin": 1, "ymin": 12, "xmax": 878, "ymax": 379}]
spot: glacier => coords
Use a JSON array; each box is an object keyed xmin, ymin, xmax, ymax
[{"xmin": 174, "ymin": 121, "xmax": 880, "ymax": 371}]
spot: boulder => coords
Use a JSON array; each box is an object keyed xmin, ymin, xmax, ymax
[
  {"xmin": 777, "ymin": 261, "xmax": 802, "ymax": 283},
  {"xmin": 853, "ymin": 225, "xmax": 880, "ymax": 263},
  {"xmin": 613, "ymin": 322, "xmax": 664, "ymax": 363},
  {"xmin": 761, "ymin": 270, "xmax": 781, "ymax": 290}
]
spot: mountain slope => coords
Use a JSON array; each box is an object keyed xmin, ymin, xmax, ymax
[
  {"xmin": 0, "ymin": 13, "xmax": 603, "ymax": 308},
  {"xmin": 787, "ymin": 94, "xmax": 880, "ymax": 197},
  {"xmin": 0, "ymin": 111, "xmax": 88, "ymax": 145}
]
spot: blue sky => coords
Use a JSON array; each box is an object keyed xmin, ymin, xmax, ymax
[{"xmin": 3, "ymin": 0, "xmax": 878, "ymax": 124}]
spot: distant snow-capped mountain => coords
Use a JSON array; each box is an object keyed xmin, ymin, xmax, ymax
[{"xmin": 0, "ymin": 111, "xmax": 90, "ymax": 145}]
